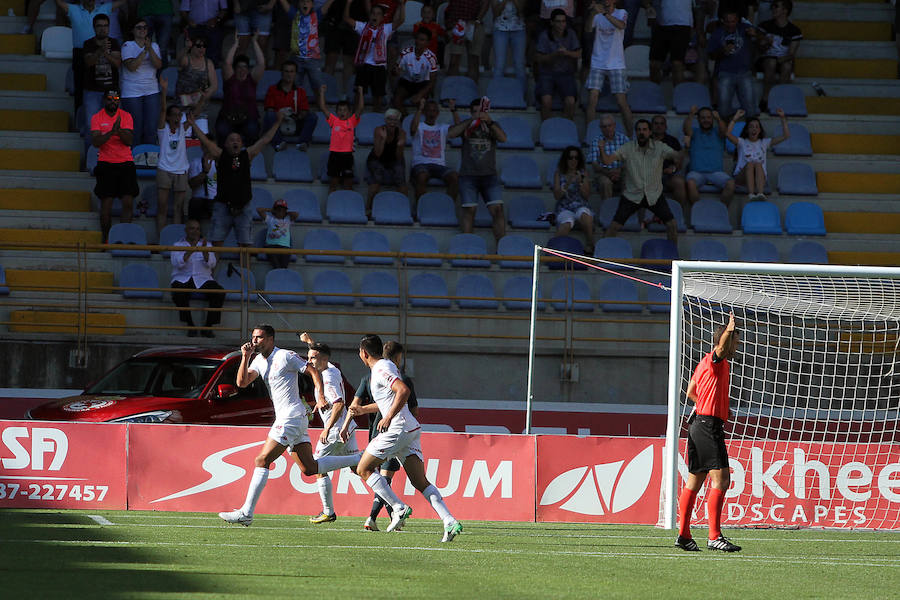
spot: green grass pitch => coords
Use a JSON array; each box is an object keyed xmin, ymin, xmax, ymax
[{"xmin": 1, "ymin": 509, "xmax": 897, "ymax": 599}]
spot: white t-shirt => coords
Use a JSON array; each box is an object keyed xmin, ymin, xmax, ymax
[
  {"xmin": 157, "ymin": 124, "xmax": 189, "ymax": 174},
  {"xmin": 188, "ymin": 157, "xmax": 217, "ymax": 199},
  {"xmin": 412, "ymin": 122, "xmax": 449, "ymax": 166},
  {"xmin": 591, "ymin": 10, "xmax": 627, "ymax": 70},
  {"xmin": 370, "ymin": 358, "xmax": 418, "ymax": 433},
  {"xmin": 120, "ymin": 41, "xmax": 162, "ymax": 98},
  {"xmin": 734, "ymin": 137, "xmax": 772, "ymax": 177},
  {"xmin": 353, "ymin": 22, "xmax": 393, "ymax": 66},
  {"xmin": 318, "ymin": 363, "xmax": 356, "ymax": 435},
  {"xmin": 397, "ymin": 47, "xmax": 438, "ymax": 83},
  {"xmin": 249, "ymin": 347, "xmax": 309, "ymax": 421},
  {"xmin": 264, "ymin": 213, "xmax": 292, "ymax": 247}
]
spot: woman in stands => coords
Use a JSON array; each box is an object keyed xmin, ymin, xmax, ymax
[
  {"xmin": 121, "ymin": 18, "xmax": 162, "ymax": 145},
  {"xmin": 215, "ymin": 31, "xmax": 266, "ymax": 144},
  {"xmin": 491, "ymin": 0, "xmax": 527, "ymax": 86},
  {"xmin": 175, "ymin": 31, "xmax": 218, "ymax": 134},
  {"xmin": 726, "ymin": 107, "xmax": 789, "ymax": 202},
  {"xmin": 552, "ymin": 146, "xmax": 596, "ymax": 254}
]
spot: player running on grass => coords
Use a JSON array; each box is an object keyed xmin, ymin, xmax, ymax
[
  {"xmin": 346, "ymin": 334, "xmax": 462, "ymax": 542},
  {"xmin": 219, "ymin": 325, "xmax": 362, "ymax": 526},
  {"xmin": 676, "ymin": 312, "xmax": 742, "ymax": 552}
]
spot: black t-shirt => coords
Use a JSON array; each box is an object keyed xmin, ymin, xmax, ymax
[
  {"xmin": 757, "ymin": 19, "xmax": 803, "ymax": 58},
  {"xmin": 82, "ymin": 36, "xmax": 120, "ymax": 92},
  {"xmin": 325, "ymin": 0, "xmax": 368, "ymax": 27},
  {"xmin": 215, "ymin": 149, "xmax": 252, "ymax": 211},
  {"xmin": 659, "ymin": 133, "xmax": 681, "ymax": 170}
]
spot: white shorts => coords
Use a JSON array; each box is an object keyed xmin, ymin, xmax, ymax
[
  {"xmin": 557, "ymin": 206, "xmax": 593, "ymax": 227},
  {"xmin": 365, "ymin": 427, "xmax": 423, "ymax": 463},
  {"xmin": 268, "ymin": 416, "xmax": 310, "ymax": 450},
  {"xmin": 314, "ymin": 429, "xmax": 360, "ymax": 459}
]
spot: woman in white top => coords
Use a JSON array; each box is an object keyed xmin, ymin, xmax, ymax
[
  {"xmin": 726, "ymin": 108, "xmax": 790, "ymax": 202},
  {"xmin": 120, "ymin": 19, "xmax": 162, "ymax": 145},
  {"xmin": 492, "ymin": 0, "xmax": 526, "ymax": 86}
]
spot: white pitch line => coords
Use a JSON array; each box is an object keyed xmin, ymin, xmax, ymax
[{"xmin": 86, "ymin": 515, "xmax": 113, "ymax": 526}]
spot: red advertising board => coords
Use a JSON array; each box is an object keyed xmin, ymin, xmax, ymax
[
  {"xmin": 536, "ymin": 436, "xmax": 666, "ymax": 524},
  {"xmin": 0, "ymin": 420, "xmax": 127, "ymax": 509},
  {"xmin": 127, "ymin": 424, "xmax": 536, "ymax": 522}
]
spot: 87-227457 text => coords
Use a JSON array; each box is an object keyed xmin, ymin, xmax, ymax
[{"xmin": 0, "ymin": 482, "xmax": 109, "ymax": 502}]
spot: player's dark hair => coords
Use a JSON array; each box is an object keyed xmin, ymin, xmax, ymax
[
  {"xmin": 416, "ymin": 26, "xmax": 432, "ymax": 40},
  {"xmin": 550, "ymin": 8, "xmax": 567, "ymax": 20},
  {"xmin": 253, "ymin": 324, "xmax": 276, "ymax": 338},
  {"xmin": 713, "ymin": 322, "xmax": 739, "ymax": 356},
  {"xmin": 775, "ymin": 0, "xmax": 793, "ymax": 14},
  {"xmin": 383, "ymin": 341, "xmax": 404, "ymax": 360},
  {"xmin": 634, "ymin": 118, "xmax": 651, "ymax": 131},
  {"xmin": 166, "ymin": 104, "xmax": 181, "ymax": 117},
  {"xmin": 698, "ymin": 106, "xmax": 714, "ymax": 116},
  {"xmin": 93, "ymin": 13, "xmax": 110, "ymax": 25},
  {"xmin": 336, "ymin": 99, "xmax": 350, "ymax": 110},
  {"xmin": 233, "ymin": 54, "xmax": 250, "ymax": 69},
  {"xmin": 469, "ymin": 98, "xmax": 481, "ymax": 109},
  {"xmin": 739, "ymin": 117, "xmax": 765, "ymax": 139},
  {"xmin": 310, "ymin": 342, "xmax": 331, "ymax": 356},
  {"xmin": 557, "ymin": 145, "xmax": 584, "ymax": 173},
  {"xmin": 360, "ymin": 334, "xmax": 383, "ymax": 357},
  {"xmin": 281, "ymin": 60, "xmax": 297, "ymax": 71}
]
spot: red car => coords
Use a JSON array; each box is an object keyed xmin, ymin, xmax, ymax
[{"xmin": 27, "ymin": 346, "xmax": 355, "ymax": 426}]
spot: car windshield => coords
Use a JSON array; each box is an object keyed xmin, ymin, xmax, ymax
[{"xmin": 85, "ymin": 358, "xmax": 221, "ymax": 399}]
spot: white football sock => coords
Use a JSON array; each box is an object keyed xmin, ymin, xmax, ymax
[
  {"xmin": 316, "ymin": 452, "xmax": 361, "ymax": 474},
  {"xmin": 367, "ymin": 472, "xmax": 404, "ymax": 513},
  {"xmin": 423, "ymin": 484, "xmax": 454, "ymax": 526},
  {"xmin": 317, "ymin": 476, "xmax": 334, "ymax": 516},
  {"xmin": 239, "ymin": 467, "xmax": 269, "ymax": 516}
]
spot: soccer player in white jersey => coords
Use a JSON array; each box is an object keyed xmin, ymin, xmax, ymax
[
  {"xmin": 348, "ymin": 334, "xmax": 462, "ymax": 542},
  {"xmin": 305, "ymin": 340, "xmax": 358, "ymax": 524},
  {"xmin": 218, "ymin": 325, "xmax": 363, "ymax": 526}
]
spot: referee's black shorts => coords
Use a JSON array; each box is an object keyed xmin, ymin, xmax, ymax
[
  {"xmin": 687, "ymin": 414, "xmax": 730, "ymax": 474},
  {"xmin": 94, "ymin": 161, "xmax": 140, "ymax": 199}
]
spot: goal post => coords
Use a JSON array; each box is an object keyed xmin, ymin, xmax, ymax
[{"xmin": 661, "ymin": 261, "xmax": 900, "ymax": 531}]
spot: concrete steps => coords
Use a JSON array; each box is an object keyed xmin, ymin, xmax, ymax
[
  {"xmin": 0, "ymin": 33, "xmax": 33, "ymax": 55},
  {"xmin": 806, "ymin": 96, "xmax": 900, "ymax": 115},
  {"xmin": 5, "ymin": 268, "xmax": 113, "ymax": 292},
  {"xmin": 810, "ymin": 134, "xmax": 900, "ymax": 155},
  {"xmin": 795, "ymin": 57, "xmax": 898, "ymax": 80},
  {"xmin": 8, "ymin": 310, "xmax": 126, "ymax": 335},
  {"xmin": 0, "ymin": 108, "xmax": 69, "ymax": 132},
  {"xmin": 817, "ymin": 172, "xmax": 900, "ymax": 195},
  {"xmin": 824, "ymin": 211, "xmax": 900, "ymax": 234},
  {"xmin": 0, "ymin": 148, "xmax": 80, "ymax": 171},
  {"xmin": 0, "ymin": 188, "xmax": 91, "ymax": 211},
  {"xmin": 0, "ymin": 71, "xmax": 43, "ymax": 90},
  {"xmin": 0, "ymin": 227, "xmax": 101, "ymax": 243}
]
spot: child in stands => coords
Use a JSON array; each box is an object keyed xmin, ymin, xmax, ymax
[{"xmin": 318, "ymin": 84, "xmax": 365, "ymax": 192}]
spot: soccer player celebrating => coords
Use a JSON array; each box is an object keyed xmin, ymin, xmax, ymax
[
  {"xmin": 218, "ymin": 325, "xmax": 362, "ymax": 526},
  {"xmin": 349, "ymin": 334, "xmax": 462, "ymax": 542},
  {"xmin": 676, "ymin": 312, "xmax": 742, "ymax": 552}
]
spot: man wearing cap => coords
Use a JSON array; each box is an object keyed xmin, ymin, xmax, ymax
[{"xmin": 91, "ymin": 89, "xmax": 139, "ymax": 242}]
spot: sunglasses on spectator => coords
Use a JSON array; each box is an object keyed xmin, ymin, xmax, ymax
[
  {"xmin": 106, "ymin": 94, "xmax": 120, "ymax": 100},
  {"xmin": 193, "ymin": 42, "xmax": 206, "ymax": 47},
  {"xmin": 134, "ymin": 24, "xmax": 147, "ymax": 29}
]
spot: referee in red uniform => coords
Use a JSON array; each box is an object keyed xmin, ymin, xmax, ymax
[{"xmin": 676, "ymin": 312, "xmax": 742, "ymax": 552}]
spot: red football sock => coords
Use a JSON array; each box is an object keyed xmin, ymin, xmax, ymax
[
  {"xmin": 707, "ymin": 487, "xmax": 726, "ymax": 540},
  {"xmin": 677, "ymin": 488, "xmax": 698, "ymax": 538}
]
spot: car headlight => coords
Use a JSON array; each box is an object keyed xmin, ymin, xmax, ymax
[{"xmin": 108, "ymin": 410, "xmax": 177, "ymax": 424}]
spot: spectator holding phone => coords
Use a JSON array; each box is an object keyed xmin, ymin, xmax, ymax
[{"xmin": 120, "ymin": 18, "xmax": 162, "ymax": 145}]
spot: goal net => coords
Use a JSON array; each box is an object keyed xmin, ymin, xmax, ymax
[{"xmin": 660, "ymin": 261, "xmax": 900, "ymax": 531}]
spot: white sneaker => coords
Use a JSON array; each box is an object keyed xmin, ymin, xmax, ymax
[
  {"xmin": 442, "ymin": 520, "xmax": 463, "ymax": 543},
  {"xmin": 364, "ymin": 517, "xmax": 379, "ymax": 531},
  {"xmin": 386, "ymin": 505, "xmax": 412, "ymax": 532},
  {"xmin": 757, "ymin": 193, "xmax": 768, "ymax": 202},
  {"xmin": 219, "ymin": 509, "xmax": 252, "ymax": 526}
]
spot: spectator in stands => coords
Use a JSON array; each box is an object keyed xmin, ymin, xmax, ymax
[
  {"xmin": 170, "ymin": 219, "xmax": 224, "ymax": 337},
  {"xmin": 344, "ymin": 0, "xmax": 405, "ymax": 113},
  {"xmin": 708, "ymin": 10, "xmax": 759, "ymax": 119},
  {"xmin": 597, "ymin": 119, "xmax": 682, "ymax": 242},
  {"xmin": 756, "ymin": 0, "xmax": 802, "ymax": 112},
  {"xmin": 256, "ymin": 199, "xmax": 298, "ymax": 269},
  {"xmin": 264, "ymin": 61, "xmax": 317, "ymax": 151},
  {"xmin": 175, "ymin": 33, "xmax": 218, "ymax": 131},
  {"xmin": 726, "ymin": 108, "xmax": 790, "ymax": 202},
  {"xmin": 587, "ymin": 114, "xmax": 629, "ymax": 202},
  {"xmin": 446, "ymin": 0, "xmax": 489, "ymax": 82},
  {"xmin": 366, "ymin": 109, "xmax": 409, "ymax": 215},
  {"xmin": 651, "ymin": 114, "xmax": 687, "ymax": 222},
  {"xmin": 683, "ymin": 105, "xmax": 735, "ymax": 211},
  {"xmin": 216, "ymin": 32, "xmax": 266, "ymax": 144},
  {"xmin": 538, "ymin": 0, "xmax": 574, "ymax": 29},
  {"xmin": 156, "ymin": 78, "xmax": 189, "ymax": 234},
  {"xmin": 180, "ymin": 0, "xmax": 227, "ymax": 66},
  {"xmin": 322, "ymin": 0, "xmax": 368, "ymax": 97},
  {"xmin": 492, "ymin": 0, "xmax": 527, "ymax": 86},
  {"xmin": 391, "ymin": 28, "xmax": 439, "ymax": 112},
  {"xmin": 553, "ymin": 146, "xmax": 596, "ymax": 253},
  {"xmin": 535, "ymin": 9, "xmax": 580, "ymax": 121},
  {"xmin": 137, "ymin": 0, "xmax": 176, "ymax": 66},
  {"xmin": 187, "ymin": 140, "xmax": 217, "ymax": 220},
  {"xmin": 233, "ymin": 0, "xmax": 276, "ymax": 58},
  {"xmin": 81, "ymin": 14, "xmax": 121, "ymax": 134},
  {"xmin": 649, "ymin": 0, "xmax": 692, "ymax": 85},
  {"xmin": 414, "ymin": 4, "xmax": 447, "ymax": 67},
  {"xmin": 276, "ymin": 0, "xmax": 323, "ymax": 91},
  {"xmin": 448, "ymin": 98, "xmax": 508, "ymax": 241},
  {"xmin": 585, "ymin": 0, "xmax": 634, "ymax": 133},
  {"xmin": 187, "ymin": 109, "xmax": 285, "ymax": 247},
  {"xmin": 410, "ymin": 98, "xmax": 460, "ymax": 204},
  {"xmin": 318, "ymin": 85, "xmax": 365, "ymax": 192},
  {"xmin": 91, "ymin": 89, "xmax": 138, "ymax": 242},
  {"xmin": 120, "ymin": 19, "xmax": 162, "ymax": 145}
]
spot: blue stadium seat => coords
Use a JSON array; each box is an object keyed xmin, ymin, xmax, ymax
[
  {"xmin": 272, "ymin": 148, "xmax": 313, "ymax": 182},
  {"xmin": 256, "ymin": 70, "xmax": 282, "ymax": 101},
  {"xmin": 551, "ymin": 276, "xmax": 593, "ymax": 311},
  {"xmin": 400, "ymin": 232, "xmax": 442, "ymax": 266},
  {"xmin": 439, "ymin": 75, "xmax": 480, "ymax": 107},
  {"xmin": 372, "ymin": 191, "xmax": 413, "ymax": 225},
  {"xmin": 352, "ymin": 230, "xmax": 392, "ymax": 265},
  {"xmin": 263, "ymin": 268, "xmax": 305, "ymax": 303},
  {"xmin": 361, "ymin": 271, "xmax": 400, "ymax": 306},
  {"xmin": 356, "ymin": 112, "xmax": 384, "ymax": 145},
  {"xmin": 283, "ymin": 188, "xmax": 322, "ymax": 222},
  {"xmin": 133, "ymin": 143, "xmax": 159, "ymax": 177},
  {"xmin": 646, "ymin": 198, "xmax": 688, "ymax": 233},
  {"xmin": 312, "ymin": 270, "xmax": 354, "ymax": 305},
  {"xmin": 312, "ymin": 112, "xmax": 331, "ymax": 144},
  {"xmin": 486, "ymin": 77, "xmax": 527, "ymax": 109},
  {"xmin": 250, "ymin": 186, "xmax": 275, "ymax": 219},
  {"xmin": 0, "ymin": 265, "xmax": 8, "ymax": 296},
  {"xmin": 108, "ymin": 223, "xmax": 150, "ymax": 257},
  {"xmin": 673, "ymin": 82, "xmax": 711, "ymax": 114},
  {"xmin": 546, "ymin": 235, "xmax": 586, "ymax": 269},
  {"xmin": 646, "ymin": 281, "xmax": 671, "ymax": 313},
  {"xmin": 449, "ymin": 233, "xmax": 489, "ymax": 268},
  {"xmin": 318, "ymin": 72, "xmax": 341, "ymax": 103},
  {"xmin": 218, "ymin": 230, "xmax": 239, "ymax": 259},
  {"xmin": 254, "ymin": 228, "xmax": 296, "ymax": 263},
  {"xmin": 408, "ymin": 272, "xmax": 451, "ymax": 308},
  {"xmin": 777, "ymin": 163, "xmax": 818, "ymax": 195},
  {"xmin": 118, "ymin": 263, "xmax": 162, "ymax": 299},
  {"xmin": 740, "ymin": 239, "xmax": 779, "ymax": 263},
  {"xmin": 318, "ymin": 152, "xmax": 359, "ymax": 184},
  {"xmin": 186, "ymin": 144, "xmax": 202, "ymax": 164},
  {"xmin": 539, "ymin": 117, "xmax": 579, "ymax": 150},
  {"xmin": 598, "ymin": 278, "xmax": 642, "ymax": 313},
  {"xmin": 640, "ymin": 239, "xmax": 679, "ymax": 263},
  {"xmin": 725, "ymin": 121, "xmax": 745, "ymax": 154},
  {"xmin": 772, "ymin": 123, "xmax": 813, "ymax": 156},
  {"xmin": 788, "ymin": 240, "xmax": 829, "ymax": 264},
  {"xmin": 768, "ymin": 84, "xmax": 807, "ymax": 117},
  {"xmin": 216, "ymin": 266, "xmax": 256, "ymax": 301},
  {"xmin": 502, "ymin": 276, "xmax": 544, "ymax": 311},
  {"xmin": 691, "ymin": 199, "xmax": 733, "ymax": 233},
  {"xmin": 326, "ymin": 190, "xmax": 367, "ymax": 224},
  {"xmin": 592, "ymin": 237, "xmax": 633, "ymax": 269},
  {"xmin": 417, "ymin": 192, "xmax": 458, "ymax": 226},
  {"xmin": 157, "ymin": 223, "xmax": 185, "ymax": 258},
  {"xmin": 741, "ymin": 200, "xmax": 782, "ymax": 234},
  {"xmin": 474, "ymin": 202, "xmax": 494, "ymax": 227},
  {"xmin": 455, "ymin": 274, "xmax": 499, "ymax": 309},
  {"xmin": 784, "ymin": 201, "xmax": 826, "ymax": 236},
  {"xmin": 250, "ymin": 152, "xmax": 268, "ymax": 181},
  {"xmin": 498, "ymin": 234, "xmax": 535, "ymax": 268},
  {"xmin": 497, "ymin": 117, "xmax": 535, "ymax": 149},
  {"xmin": 500, "ymin": 155, "xmax": 542, "ymax": 188},
  {"xmin": 160, "ymin": 66, "xmax": 178, "ymax": 97},
  {"xmin": 212, "ymin": 68, "xmax": 224, "ymax": 99},
  {"xmin": 690, "ymin": 239, "xmax": 729, "ymax": 261},
  {"xmin": 302, "ymin": 228, "xmax": 344, "ymax": 263},
  {"xmin": 508, "ymin": 195, "xmax": 551, "ymax": 229},
  {"xmin": 597, "ymin": 197, "xmax": 640, "ymax": 231},
  {"xmin": 627, "ymin": 80, "xmax": 667, "ymax": 113}
]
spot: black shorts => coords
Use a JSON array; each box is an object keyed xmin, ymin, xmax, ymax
[
  {"xmin": 323, "ymin": 21, "xmax": 359, "ymax": 56},
  {"xmin": 395, "ymin": 78, "xmax": 430, "ymax": 98},
  {"xmin": 687, "ymin": 414, "xmax": 730, "ymax": 474},
  {"xmin": 612, "ymin": 194, "xmax": 674, "ymax": 226},
  {"xmin": 94, "ymin": 161, "xmax": 140, "ymax": 199},
  {"xmin": 327, "ymin": 151, "xmax": 355, "ymax": 179},
  {"xmin": 649, "ymin": 25, "xmax": 692, "ymax": 63},
  {"xmin": 355, "ymin": 64, "xmax": 388, "ymax": 98}
]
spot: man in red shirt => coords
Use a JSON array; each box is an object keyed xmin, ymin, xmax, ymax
[
  {"xmin": 91, "ymin": 88, "xmax": 139, "ymax": 242},
  {"xmin": 263, "ymin": 61, "xmax": 317, "ymax": 151},
  {"xmin": 676, "ymin": 311, "xmax": 742, "ymax": 553}
]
